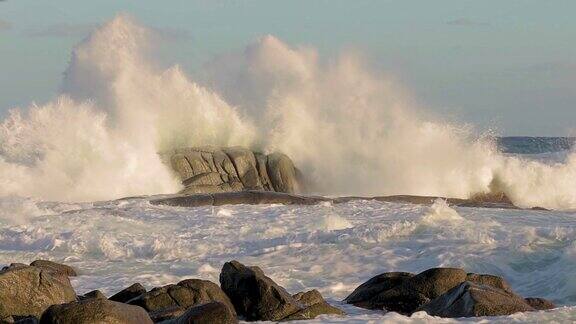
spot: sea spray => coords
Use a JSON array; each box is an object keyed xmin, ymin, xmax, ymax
[{"xmin": 0, "ymin": 15, "xmax": 575, "ymax": 209}]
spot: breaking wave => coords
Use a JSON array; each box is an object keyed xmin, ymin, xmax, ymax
[{"xmin": 1, "ymin": 15, "xmax": 575, "ymax": 209}]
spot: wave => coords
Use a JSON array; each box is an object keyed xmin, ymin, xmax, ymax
[{"xmin": 0, "ymin": 15, "xmax": 575, "ymax": 209}]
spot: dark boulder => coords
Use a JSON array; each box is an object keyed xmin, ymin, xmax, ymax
[
  {"xmin": 219, "ymin": 260, "xmax": 300, "ymax": 321},
  {"xmin": 466, "ymin": 273, "xmax": 512, "ymax": 293},
  {"xmin": 345, "ymin": 268, "xmax": 466, "ymax": 314},
  {"xmin": 149, "ymin": 306, "xmax": 186, "ymax": 322},
  {"xmin": 220, "ymin": 260, "xmax": 341, "ymax": 321},
  {"xmin": 162, "ymin": 302, "xmax": 238, "ymax": 324},
  {"xmin": 0, "ymin": 266, "xmax": 77, "ymax": 319},
  {"xmin": 344, "ymin": 272, "xmax": 414, "ymax": 309},
  {"xmin": 39, "ymin": 298, "xmax": 152, "ymax": 324},
  {"xmin": 29, "ymin": 260, "xmax": 77, "ymax": 277},
  {"xmin": 283, "ymin": 290, "xmax": 345, "ymax": 321},
  {"xmin": 418, "ymin": 282, "xmax": 534, "ymax": 318},
  {"xmin": 78, "ymin": 290, "xmax": 106, "ymax": 300},
  {"xmin": 524, "ymin": 297, "xmax": 556, "ymax": 310},
  {"xmin": 128, "ymin": 279, "xmax": 235, "ymax": 320},
  {"xmin": 109, "ymin": 283, "xmax": 146, "ymax": 303}
]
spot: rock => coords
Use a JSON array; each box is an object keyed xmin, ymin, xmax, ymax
[
  {"xmin": 346, "ymin": 268, "xmax": 466, "ymax": 314},
  {"xmin": 128, "ymin": 279, "xmax": 235, "ymax": 319},
  {"xmin": 30, "ymin": 260, "xmax": 77, "ymax": 277},
  {"xmin": 109, "ymin": 283, "xmax": 146, "ymax": 303},
  {"xmin": 149, "ymin": 306, "xmax": 186, "ymax": 322},
  {"xmin": 163, "ymin": 302, "xmax": 238, "ymax": 324},
  {"xmin": 524, "ymin": 297, "xmax": 556, "ymax": 310},
  {"xmin": 78, "ymin": 290, "xmax": 106, "ymax": 300},
  {"xmin": 164, "ymin": 147, "xmax": 300, "ymax": 194},
  {"xmin": 39, "ymin": 298, "xmax": 152, "ymax": 324},
  {"xmin": 1, "ymin": 263, "xmax": 28, "ymax": 271},
  {"xmin": 0, "ymin": 266, "xmax": 77, "ymax": 319},
  {"xmin": 219, "ymin": 260, "xmax": 301, "ymax": 321},
  {"xmin": 151, "ymin": 191, "xmax": 329, "ymax": 208},
  {"xmin": 418, "ymin": 282, "xmax": 534, "ymax": 318},
  {"xmin": 466, "ymin": 273, "xmax": 513, "ymax": 293},
  {"xmin": 266, "ymin": 152, "xmax": 299, "ymax": 193},
  {"xmin": 283, "ymin": 290, "xmax": 345, "ymax": 321},
  {"xmin": 344, "ymin": 272, "xmax": 414, "ymax": 308},
  {"xmin": 0, "ymin": 316, "xmax": 38, "ymax": 324}
]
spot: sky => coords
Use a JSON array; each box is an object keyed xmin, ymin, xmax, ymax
[{"xmin": 1, "ymin": 0, "xmax": 575, "ymax": 136}]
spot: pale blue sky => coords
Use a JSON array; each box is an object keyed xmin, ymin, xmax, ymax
[{"xmin": 1, "ymin": 0, "xmax": 575, "ymax": 135}]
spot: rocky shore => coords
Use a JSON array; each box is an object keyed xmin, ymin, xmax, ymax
[{"xmin": 0, "ymin": 260, "xmax": 555, "ymax": 323}]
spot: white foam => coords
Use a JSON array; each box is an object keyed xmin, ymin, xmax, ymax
[{"xmin": 1, "ymin": 15, "xmax": 576, "ymax": 210}]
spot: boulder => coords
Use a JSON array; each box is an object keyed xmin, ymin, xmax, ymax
[
  {"xmin": 78, "ymin": 290, "xmax": 106, "ymax": 301},
  {"xmin": 219, "ymin": 260, "xmax": 300, "ymax": 321},
  {"xmin": 345, "ymin": 268, "xmax": 466, "ymax": 314},
  {"xmin": 220, "ymin": 260, "xmax": 341, "ymax": 321},
  {"xmin": 148, "ymin": 306, "xmax": 186, "ymax": 322},
  {"xmin": 39, "ymin": 298, "xmax": 152, "ymax": 324},
  {"xmin": 524, "ymin": 297, "xmax": 556, "ymax": 310},
  {"xmin": 30, "ymin": 260, "xmax": 77, "ymax": 277},
  {"xmin": 109, "ymin": 283, "xmax": 146, "ymax": 303},
  {"xmin": 0, "ymin": 266, "xmax": 77, "ymax": 319},
  {"xmin": 418, "ymin": 282, "xmax": 534, "ymax": 318},
  {"xmin": 165, "ymin": 147, "xmax": 300, "ymax": 194},
  {"xmin": 128, "ymin": 279, "xmax": 235, "ymax": 320},
  {"xmin": 162, "ymin": 302, "xmax": 237, "ymax": 324},
  {"xmin": 283, "ymin": 290, "xmax": 345, "ymax": 321},
  {"xmin": 466, "ymin": 273, "xmax": 513, "ymax": 293},
  {"xmin": 344, "ymin": 272, "xmax": 414, "ymax": 309}
]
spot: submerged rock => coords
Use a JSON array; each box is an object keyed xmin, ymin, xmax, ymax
[
  {"xmin": 29, "ymin": 260, "xmax": 77, "ymax": 277},
  {"xmin": 165, "ymin": 147, "xmax": 300, "ymax": 194},
  {"xmin": 109, "ymin": 283, "xmax": 146, "ymax": 303},
  {"xmin": 39, "ymin": 298, "xmax": 152, "ymax": 324},
  {"xmin": 220, "ymin": 260, "xmax": 342, "ymax": 321},
  {"xmin": 418, "ymin": 282, "xmax": 534, "ymax": 317},
  {"xmin": 0, "ymin": 266, "xmax": 77, "ymax": 319}
]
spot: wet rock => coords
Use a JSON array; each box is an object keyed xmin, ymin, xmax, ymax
[
  {"xmin": 78, "ymin": 290, "xmax": 106, "ymax": 300},
  {"xmin": 344, "ymin": 272, "xmax": 414, "ymax": 309},
  {"xmin": 283, "ymin": 290, "xmax": 345, "ymax": 321},
  {"xmin": 39, "ymin": 298, "xmax": 152, "ymax": 324},
  {"xmin": 109, "ymin": 283, "xmax": 146, "ymax": 303},
  {"xmin": 219, "ymin": 260, "xmax": 301, "ymax": 321},
  {"xmin": 128, "ymin": 279, "xmax": 235, "ymax": 320},
  {"xmin": 0, "ymin": 316, "xmax": 39, "ymax": 324},
  {"xmin": 524, "ymin": 297, "xmax": 556, "ymax": 310},
  {"xmin": 220, "ymin": 260, "xmax": 340, "ymax": 321},
  {"xmin": 163, "ymin": 302, "xmax": 238, "ymax": 324},
  {"xmin": 149, "ymin": 306, "xmax": 186, "ymax": 322},
  {"xmin": 0, "ymin": 266, "xmax": 77, "ymax": 319},
  {"xmin": 30, "ymin": 260, "xmax": 77, "ymax": 277},
  {"xmin": 1, "ymin": 263, "xmax": 28, "ymax": 272},
  {"xmin": 418, "ymin": 282, "xmax": 534, "ymax": 318},
  {"xmin": 346, "ymin": 268, "xmax": 466, "ymax": 314},
  {"xmin": 466, "ymin": 273, "xmax": 512, "ymax": 293},
  {"xmin": 164, "ymin": 147, "xmax": 300, "ymax": 194}
]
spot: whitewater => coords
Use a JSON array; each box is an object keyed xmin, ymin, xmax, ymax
[{"xmin": 1, "ymin": 15, "xmax": 576, "ymax": 322}]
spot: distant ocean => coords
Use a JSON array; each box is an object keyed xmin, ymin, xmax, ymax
[{"xmin": 497, "ymin": 136, "xmax": 575, "ymax": 154}]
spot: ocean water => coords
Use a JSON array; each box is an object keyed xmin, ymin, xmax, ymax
[{"xmin": 1, "ymin": 15, "xmax": 576, "ymax": 322}]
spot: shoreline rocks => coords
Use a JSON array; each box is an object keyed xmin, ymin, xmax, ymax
[
  {"xmin": 345, "ymin": 267, "xmax": 556, "ymax": 318},
  {"xmin": 0, "ymin": 259, "xmax": 556, "ymax": 322}
]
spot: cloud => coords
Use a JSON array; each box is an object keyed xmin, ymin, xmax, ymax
[
  {"xmin": 0, "ymin": 19, "xmax": 11, "ymax": 31},
  {"xmin": 446, "ymin": 18, "xmax": 490, "ymax": 27}
]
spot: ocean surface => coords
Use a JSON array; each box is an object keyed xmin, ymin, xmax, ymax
[{"xmin": 1, "ymin": 138, "xmax": 575, "ymax": 323}]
